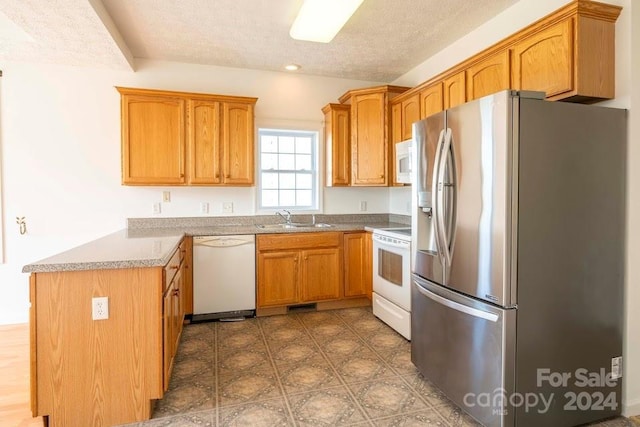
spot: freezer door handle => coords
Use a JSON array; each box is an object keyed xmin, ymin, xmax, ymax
[{"xmin": 414, "ymin": 281, "xmax": 499, "ymax": 322}]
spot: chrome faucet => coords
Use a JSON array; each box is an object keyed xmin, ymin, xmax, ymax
[{"xmin": 275, "ymin": 210, "xmax": 292, "ymax": 224}]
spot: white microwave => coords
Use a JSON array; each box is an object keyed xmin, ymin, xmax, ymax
[{"xmin": 395, "ymin": 140, "xmax": 412, "ymax": 184}]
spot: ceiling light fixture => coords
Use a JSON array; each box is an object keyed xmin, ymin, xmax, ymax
[
  {"xmin": 289, "ymin": 0, "xmax": 364, "ymax": 43},
  {"xmin": 285, "ymin": 64, "xmax": 301, "ymax": 71}
]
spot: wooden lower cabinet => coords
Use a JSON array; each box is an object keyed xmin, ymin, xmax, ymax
[
  {"xmin": 257, "ymin": 250, "xmax": 300, "ymax": 306},
  {"xmin": 29, "ymin": 240, "xmax": 191, "ymax": 427},
  {"xmin": 300, "ymin": 248, "xmax": 342, "ymax": 301},
  {"xmin": 256, "ymin": 232, "xmax": 375, "ymax": 313},
  {"xmin": 343, "ymin": 232, "xmax": 372, "ymax": 299}
]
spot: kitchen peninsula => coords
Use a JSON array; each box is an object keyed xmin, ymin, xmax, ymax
[{"xmin": 23, "ymin": 214, "xmax": 408, "ymax": 427}]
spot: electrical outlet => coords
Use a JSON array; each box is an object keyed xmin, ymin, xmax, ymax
[
  {"xmin": 200, "ymin": 202, "xmax": 209, "ymax": 214},
  {"xmin": 222, "ymin": 201, "xmax": 234, "ymax": 213},
  {"xmin": 152, "ymin": 202, "xmax": 161, "ymax": 214},
  {"xmin": 92, "ymin": 297, "xmax": 109, "ymax": 320},
  {"xmin": 162, "ymin": 191, "xmax": 171, "ymax": 202},
  {"xmin": 359, "ymin": 201, "xmax": 367, "ymax": 212}
]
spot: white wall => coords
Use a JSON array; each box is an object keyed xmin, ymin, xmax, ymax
[
  {"xmin": 0, "ymin": 59, "xmax": 388, "ymax": 325},
  {"xmin": 392, "ymin": 0, "xmax": 638, "ymax": 415}
]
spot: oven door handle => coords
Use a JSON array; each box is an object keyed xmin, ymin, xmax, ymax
[{"xmin": 372, "ymin": 234, "xmax": 410, "ymax": 249}]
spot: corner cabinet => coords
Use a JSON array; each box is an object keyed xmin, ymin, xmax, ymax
[{"xmin": 118, "ymin": 87, "xmax": 257, "ymax": 186}]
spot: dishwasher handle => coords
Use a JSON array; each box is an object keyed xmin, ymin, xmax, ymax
[{"xmin": 194, "ymin": 235, "xmax": 255, "ymax": 248}]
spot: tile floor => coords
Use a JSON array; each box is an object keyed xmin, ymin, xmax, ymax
[{"xmin": 121, "ymin": 308, "xmax": 639, "ymax": 427}]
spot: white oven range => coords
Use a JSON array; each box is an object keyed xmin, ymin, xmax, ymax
[{"xmin": 371, "ymin": 227, "xmax": 412, "ymax": 339}]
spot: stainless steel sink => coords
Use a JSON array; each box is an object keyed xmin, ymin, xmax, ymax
[{"xmin": 256, "ymin": 223, "xmax": 333, "ymax": 229}]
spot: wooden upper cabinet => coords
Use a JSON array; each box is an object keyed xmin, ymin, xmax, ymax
[
  {"xmin": 339, "ymin": 85, "xmax": 409, "ymax": 187},
  {"xmin": 118, "ymin": 87, "xmax": 257, "ymax": 186},
  {"xmin": 401, "ymin": 94, "xmax": 420, "ymax": 141},
  {"xmin": 511, "ymin": 19, "xmax": 573, "ymax": 99},
  {"xmin": 444, "ymin": 71, "xmax": 466, "ymax": 109},
  {"xmin": 187, "ymin": 100, "xmax": 221, "ymax": 184},
  {"xmin": 221, "ymin": 102, "xmax": 254, "ymax": 185},
  {"xmin": 419, "ymin": 83, "xmax": 444, "ymax": 119},
  {"xmin": 467, "ymin": 50, "xmax": 511, "ymax": 101},
  {"xmin": 351, "ymin": 92, "xmax": 387, "ymax": 186},
  {"xmin": 322, "ymin": 103, "xmax": 350, "ymax": 186},
  {"xmin": 121, "ymin": 93, "xmax": 186, "ymax": 185}
]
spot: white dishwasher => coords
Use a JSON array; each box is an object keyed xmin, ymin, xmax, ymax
[{"xmin": 192, "ymin": 235, "xmax": 256, "ymax": 322}]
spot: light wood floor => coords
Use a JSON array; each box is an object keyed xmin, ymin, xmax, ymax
[{"xmin": 0, "ymin": 323, "xmax": 44, "ymax": 427}]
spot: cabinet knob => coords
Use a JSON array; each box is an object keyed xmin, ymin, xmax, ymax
[
  {"xmin": 170, "ymin": 265, "xmax": 179, "ymax": 270},
  {"xmin": 172, "ymin": 289, "xmax": 180, "ymax": 297},
  {"xmin": 304, "ymin": 256, "xmax": 308, "ymax": 260},
  {"xmin": 180, "ymin": 173, "xmax": 185, "ymax": 178},
  {"xmin": 294, "ymin": 257, "xmax": 298, "ymax": 263},
  {"xmin": 215, "ymin": 174, "xmax": 220, "ymax": 178},
  {"xmin": 225, "ymin": 174, "xmax": 230, "ymax": 179},
  {"xmin": 379, "ymin": 174, "xmax": 384, "ymax": 178}
]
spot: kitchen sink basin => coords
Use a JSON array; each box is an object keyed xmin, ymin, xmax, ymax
[{"xmin": 256, "ymin": 223, "xmax": 333, "ymax": 229}]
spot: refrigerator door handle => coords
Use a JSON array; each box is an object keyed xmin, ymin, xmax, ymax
[
  {"xmin": 431, "ymin": 129, "xmax": 446, "ymax": 264},
  {"xmin": 436, "ymin": 128, "xmax": 455, "ymax": 271},
  {"xmin": 414, "ymin": 281, "xmax": 499, "ymax": 322}
]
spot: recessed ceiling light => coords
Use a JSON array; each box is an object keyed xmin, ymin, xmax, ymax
[
  {"xmin": 290, "ymin": 0, "xmax": 364, "ymax": 43},
  {"xmin": 285, "ymin": 64, "xmax": 301, "ymax": 71}
]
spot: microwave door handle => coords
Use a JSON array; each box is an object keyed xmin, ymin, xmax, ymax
[
  {"xmin": 431, "ymin": 129, "xmax": 446, "ymax": 263},
  {"xmin": 414, "ymin": 281, "xmax": 499, "ymax": 322}
]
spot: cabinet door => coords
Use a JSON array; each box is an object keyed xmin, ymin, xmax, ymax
[
  {"xmin": 401, "ymin": 95, "xmax": 420, "ymax": 141},
  {"xmin": 171, "ymin": 268, "xmax": 183, "ymax": 355},
  {"xmin": 351, "ymin": 93, "xmax": 387, "ymax": 186},
  {"xmin": 162, "ymin": 282, "xmax": 174, "ymax": 391},
  {"xmin": 301, "ymin": 248, "xmax": 342, "ymax": 302},
  {"xmin": 187, "ymin": 100, "xmax": 221, "ymax": 184},
  {"xmin": 511, "ymin": 19, "xmax": 573, "ymax": 98},
  {"xmin": 181, "ymin": 237, "xmax": 193, "ymax": 316},
  {"xmin": 419, "ymin": 83, "xmax": 444, "ymax": 120},
  {"xmin": 343, "ymin": 232, "xmax": 371, "ymax": 298},
  {"xmin": 221, "ymin": 102, "xmax": 254, "ymax": 185},
  {"xmin": 257, "ymin": 251, "xmax": 299, "ymax": 307},
  {"xmin": 466, "ymin": 50, "xmax": 511, "ymax": 101},
  {"xmin": 121, "ymin": 94, "xmax": 186, "ymax": 185},
  {"xmin": 444, "ymin": 71, "xmax": 466, "ymax": 109},
  {"xmin": 323, "ymin": 104, "xmax": 350, "ymax": 186}
]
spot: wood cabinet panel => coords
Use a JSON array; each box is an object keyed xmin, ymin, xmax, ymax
[
  {"xmin": 343, "ymin": 232, "xmax": 372, "ymax": 298},
  {"xmin": 351, "ymin": 93, "xmax": 387, "ymax": 186},
  {"xmin": 401, "ymin": 95, "xmax": 420, "ymax": 141},
  {"xmin": 257, "ymin": 251, "xmax": 299, "ymax": 307},
  {"xmin": 188, "ymin": 100, "xmax": 221, "ymax": 184},
  {"xmin": 444, "ymin": 71, "xmax": 466, "ymax": 109},
  {"xmin": 467, "ymin": 50, "xmax": 511, "ymax": 101},
  {"xmin": 512, "ymin": 19, "xmax": 573, "ymax": 98},
  {"xmin": 118, "ymin": 87, "xmax": 256, "ymax": 186},
  {"xmin": 181, "ymin": 237, "xmax": 193, "ymax": 315},
  {"xmin": 419, "ymin": 83, "xmax": 444, "ymax": 119},
  {"xmin": 322, "ymin": 103, "xmax": 350, "ymax": 186},
  {"xmin": 121, "ymin": 94, "xmax": 185, "ymax": 185},
  {"xmin": 32, "ymin": 268, "xmax": 163, "ymax": 426},
  {"xmin": 301, "ymin": 248, "xmax": 342, "ymax": 302},
  {"xmin": 222, "ymin": 102, "xmax": 254, "ymax": 185}
]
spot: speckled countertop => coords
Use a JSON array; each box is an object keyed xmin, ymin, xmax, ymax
[{"xmin": 23, "ymin": 214, "xmax": 409, "ymax": 274}]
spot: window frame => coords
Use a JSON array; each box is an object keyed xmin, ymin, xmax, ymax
[{"xmin": 256, "ymin": 127, "xmax": 321, "ymax": 213}]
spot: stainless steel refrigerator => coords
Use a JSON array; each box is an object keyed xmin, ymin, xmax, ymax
[{"xmin": 410, "ymin": 90, "xmax": 626, "ymax": 427}]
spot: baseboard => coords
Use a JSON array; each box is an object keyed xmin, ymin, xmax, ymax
[{"xmin": 623, "ymin": 397, "xmax": 640, "ymax": 417}]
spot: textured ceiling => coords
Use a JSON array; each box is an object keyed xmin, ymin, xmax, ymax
[{"xmin": 0, "ymin": 0, "xmax": 521, "ymax": 81}]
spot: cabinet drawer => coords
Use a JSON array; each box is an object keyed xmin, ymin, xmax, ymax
[
  {"xmin": 257, "ymin": 232, "xmax": 341, "ymax": 251},
  {"xmin": 164, "ymin": 247, "xmax": 183, "ymax": 289}
]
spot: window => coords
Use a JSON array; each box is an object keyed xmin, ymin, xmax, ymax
[{"xmin": 258, "ymin": 128, "xmax": 319, "ymax": 211}]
